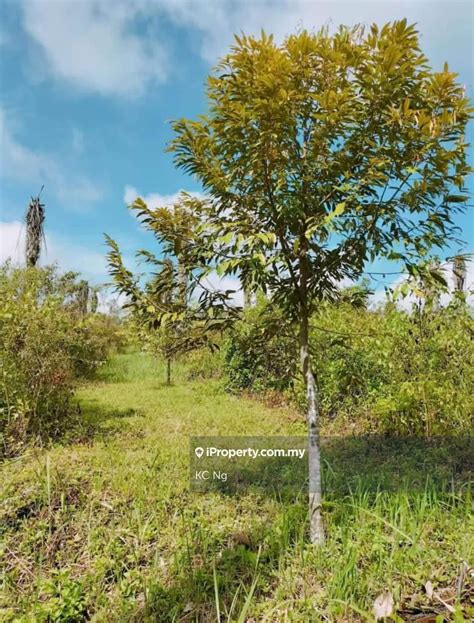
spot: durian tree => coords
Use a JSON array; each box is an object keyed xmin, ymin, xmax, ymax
[
  {"xmin": 167, "ymin": 22, "xmax": 471, "ymax": 543},
  {"xmin": 106, "ymin": 192, "xmax": 237, "ymax": 385}
]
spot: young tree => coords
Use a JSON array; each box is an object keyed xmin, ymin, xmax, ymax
[
  {"xmin": 134, "ymin": 195, "xmax": 202, "ymax": 306},
  {"xmin": 168, "ymin": 23, "xmax": 471, "ymax": 543},
  {"xmin": 106, "ymin": 193, "xmax": 235, "ymax": 385}
]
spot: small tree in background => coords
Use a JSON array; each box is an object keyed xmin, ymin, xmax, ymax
[
  {"xmin": 106, "ymin": 193, "xmax": 236, "ymax": 385},
  {"xmin": 168, "ymin": 22, "xmax": 471, "ymax": 543},
  {"xmin": 57, "ymin": 271, "xmax": 100, "ymax": 316}
]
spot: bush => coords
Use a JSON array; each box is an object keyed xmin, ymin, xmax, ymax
[
  {"xmin": 366, "ymin": 300, "xmax": 474, "ymax": 435},
  {"xmin": 184, "ymin": 346, "xmax": 224, "ymax": 381},
  {"xmin": 69, "ymin": 313, "xmax": 125, "ymax": 379},
  {"xmin": 224, "ymin": 295, "xmax": 473, "ymax": 435},
  {"xmin": 224, "ymin": 297, "xmax": 297, "ymax": 394},
  {"xmin": 0, "ymin": 264, "xmax": 122, "ymax": 454}
]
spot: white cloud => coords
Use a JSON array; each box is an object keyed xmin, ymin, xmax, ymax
[
  {"xmin": 370, "ymin": 260, "xmax": 474, "ymax": 309},
  {"xmin": 0, "ymin": 221, "xmax": 26, "ymax": 265},
  {"xmin": 97, "ymin": 288, "xmax": 128, "ymax": 315},
  {"xmin": 161, "ymin": 0, "xmax": 432, "ymax": 63},
  {"xmin": 16, "ymin": 1, "xmax": 471, "ymax": 101},
  {"xmin": 200, "ymin": 271, "xmax": 244, "ymax": 307},
  {"xmin": 177, "ymin": 270, "xmax": 245, "ymax": 309},
  {"xmin": 21, "ymin": 0, "xmax": 167, "ymax": 97},
  {"xmin": 0, "ymin": 108, "xmax": 101, "ymax": 209},
  {"xmin": 123, "ymin": 185, "xmax": 203, "ymax": 209},
  {"xmin": 55, "ymin": 178, "xmax": 102, "ymax": 207},
  {"xmin": 0, "ymin": 220, "xmax": 107, "ymax": 280},
  {"xmin": 0, "ymin": 108, "xmax": 58, "ymax": 185},
  {"xmin": 46, "ymin": 235, "xmax": 108, "ymax": 279},
  {"xmin": 159, "ymin": 0, "xmax": 473, "ymax": 88}
]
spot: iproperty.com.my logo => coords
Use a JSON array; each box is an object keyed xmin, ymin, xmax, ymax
[
  {"xmin": 189, "ymin": 436, "xmax": 309, "ymax": 493},
  {"xmin": 193, "ymin": 445, "xmax": 306, "ymax": 459}
]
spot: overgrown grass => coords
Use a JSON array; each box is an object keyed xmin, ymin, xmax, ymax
[{"xmin": 1, "ymin": 352, "xmax": 472, "ymax": 621}]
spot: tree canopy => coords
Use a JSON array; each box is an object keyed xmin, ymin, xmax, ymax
[{"xmin": 169, "ymin": 22, "xmax": 471, "ymax": 312}]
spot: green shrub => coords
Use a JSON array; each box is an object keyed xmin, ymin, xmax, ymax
[
  {"xmin": 0, "ymin": 264, "xmax": 122, "ymax": 454},
  {"xmin": 69, "ymin": 313, "xmax": 125, "ymax": 379},
  {"xmin": 366, "ymin": 300, "xmax": 474, "ymax": 435},
  {"xmin": 184, "ymin": 345, "xmax": 224, "ymax": 381},
  {"xmin": 224, "ymin": 297, "xmax": 297, "ymax": 394},
  {"xmin": 224, "ymin": 295, "xmax": 473, "ymax": 435}
]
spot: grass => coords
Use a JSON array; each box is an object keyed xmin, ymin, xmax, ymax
[{"xmin": 1, "ymin": 352, "xmax": 472, "ymax": 622}]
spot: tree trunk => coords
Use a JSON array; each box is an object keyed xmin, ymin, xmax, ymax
[
  {"xmin": 166, "ymin": 358, "xmax": 171, "ymax": 386},
  {"xmin": 299, "ymin": 252, "xmax": 324, "ymax": 544},
  {"xmin": 300, "ymin": 311, "xmax": 325, "ymax": 544}
]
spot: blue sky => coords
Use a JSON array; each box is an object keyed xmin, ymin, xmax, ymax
[{"xmin": 0, "ymin": 0, "xmax": 473, "ymax": 302}]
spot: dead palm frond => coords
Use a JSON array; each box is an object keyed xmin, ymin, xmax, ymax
[{"xmin": 25, "ymin": 187, "xmax": 45, "ymax": 267}]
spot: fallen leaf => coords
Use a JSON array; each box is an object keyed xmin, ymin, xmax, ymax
[
  {"xmin": 424, "ymin": 581, "xmax": 434, "ymax": 599},
  {"xmin": 372, "ymin": 591, "xmax": 394, "ymax": 620},
  {"xmin": 424, "ymin": 580, "xmax": 455, "ymax": 614}
]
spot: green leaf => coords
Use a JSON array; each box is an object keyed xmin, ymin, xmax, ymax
[
  {"xmin": 446, "ymin": 195, "xmax": 468, "ymax": 203},
  {"xmin": 324, "ymin": 202, "xmax": 346, "ymax": 226}
]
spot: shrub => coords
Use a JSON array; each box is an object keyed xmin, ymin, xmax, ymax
[
  {"xmin": 184, "ymin": 345, "xmax": 224, "ymax": 381},
  {"xmin": 224, "ymin": 296, "xmax": 297, "ymax": 394},
  {"xmin": 307, "ymin": 302, "xmax": 392, "ymax": 422},
  {"xmin": 69, "ymin": 313, "xmax": 125, "ymax": 379},
  {"xmin": 0, "ymin": 264, "xmax": 121, "ymax": 454},
  {"xmin": 367, "ymin": 299, "xmax": 474, "ymax": 435},
  {"xmin": 224, "ymin": 295, "xmax": 473, "ymax": 435}
]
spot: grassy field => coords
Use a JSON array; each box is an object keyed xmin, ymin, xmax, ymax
[{"xmin": 1, "ymin": 352, "xmax": 473, "ymax": 622}]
